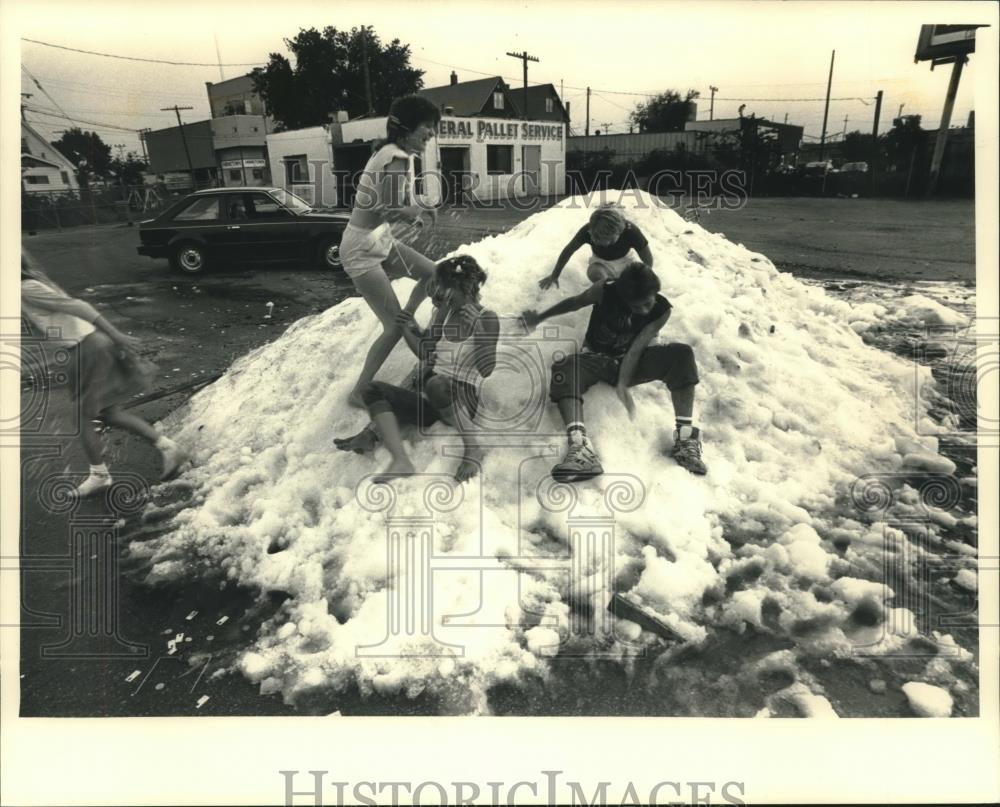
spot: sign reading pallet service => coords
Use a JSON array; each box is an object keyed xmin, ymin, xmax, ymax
[{"xmin": 438, "ymin": 117, "xmax": 563, "ymax": 143}]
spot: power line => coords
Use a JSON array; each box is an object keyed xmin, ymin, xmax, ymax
[
  {"xmin": 22, "ymin": 105, "xmax": 141, "ymax": 133},
  {"xmin": 21, "ymin": 37, "xmax": 265, "ymax": 67},
  {"xmin": 20, "ymin": 64, "xmax": 73, "ymax": 121}
]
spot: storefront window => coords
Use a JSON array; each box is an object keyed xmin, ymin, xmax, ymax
[
  {"xmin": 486, "ymin": 145, "xmax": 513, "ymax": 175},
  {"xmin": 229, "ymin": 169, "xmax": 243, "ymax": 182}
]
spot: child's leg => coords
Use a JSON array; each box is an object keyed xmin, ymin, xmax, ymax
[
  {"xmin": 548, "ymin": 353, "xmax": 617, "ymax": 481},
  {"xmin": 360, "ymin": 381, "xmax": 435, "ymax": 480},
  {"xmin": 586, "ymin": 258, "xmax": 615, "ymax": 284},
  {"xmin": 349, "ymin": 269, "xmax": 405, "ymax": 407},
  {"xmin": 101, "ymin": 405, "xmax": 158, "ymax": 442},
  {"xmin": 626, "ymin": 343, "xmax": 700, "ymax": 430},
  {"xmin": 425, "ymin": 375, "xmax": 480, "ymax": 482}
]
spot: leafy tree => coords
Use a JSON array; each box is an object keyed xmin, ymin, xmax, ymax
[
  {"xmin": 251, "ymin": 26, "xmax": 424, "ymax": 131},
  {"xmin": 630, "ymin": 89, "xmax": 700, "ymax": 133},
  {"xmin": 841, "ymin": 130, "xmax": 876, "ymax": 163},
  {"xmin": 52, "ymin": 128, "xmax": 112, "ymax": 182},
  {"xmin": 108, "ymin": 152, "xmax": 149, "ymax": 186},
  {"xmin": 880, "ymin": 115, "xmax": 929, "ymax": 173}
]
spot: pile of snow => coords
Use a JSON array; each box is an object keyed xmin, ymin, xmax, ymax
[
  {"xmin": 132, "ymin": 192, "xmax": 975, "ymax": 714},
  {"xmin": 902, "ymin": 681, "xmax": 954, "ymax": 717}
]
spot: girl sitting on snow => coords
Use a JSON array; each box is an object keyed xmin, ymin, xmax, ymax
[
  {"xmin": 334, "ymin": 255, "xmax": 500, "ymax": 483},
  {"xmin": 20, "ymin": 252, "xmax": 186, "ymax": 496},
  {"xmin": 538, "ymin": 203, "xmax": 654, "ymax": 290}
]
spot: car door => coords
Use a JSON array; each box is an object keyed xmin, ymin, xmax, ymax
[{"xmin": 243, "ymin": 191, "xmax": 302, "ymax": 262}]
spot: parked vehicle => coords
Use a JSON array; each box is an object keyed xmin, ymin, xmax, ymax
[
  {"xmin": 137, "ymin": 187, "xmax": 350, "ymax": 275},
  {"xmin": 839, "ymin": 161, "xmax": 870, "ymax": 174}
]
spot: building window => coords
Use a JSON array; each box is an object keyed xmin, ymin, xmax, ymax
[
  {"xmin": 486, "ymin": 145, "xmax": 513, "ymax": 175},
  {"xmin": 493, "ymin": 91, "xmax": 504, "ymax": 110},
  {"xmin": 545, "ymin": 98, "xmax": 554, "ymax": 113},
  {"xmin": 252, "ymin": 168, "xmax": 264, "ymax": 180},
  {"xmin": 174, "ymin": 196, "xmax": 220, "ymax": 221},
  {"xmin": 60, "ymin": 171, "xmax": 70, "ymax": 185},
  {"xmin": 284, "ymin": 154, "xmax": 308, "ymax": 184},
  {"xmin": 25, "ymin": 175, "xmax": 50, "ymax": 184},
  {"xmin": 229, "ymin": 169, "xmax": 243, "ymax": 182}
]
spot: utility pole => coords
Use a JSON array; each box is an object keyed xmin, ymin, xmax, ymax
[
  {"xmin": 819, "ymin": 49, "xmax": 835, "ymax": 161},
  {"xmin": 506, "ymin": 50, "xmax": 539, "ymax": 120},
  {"xmin": 601, "ymin": 122, "xmax": 613, "ymax": 134},
  {"xmin": 709, "ymin": 85, "xmax": 718, "ymax": 120},
  {"xmin": 897, "ymin": 103, "xmax": 905, "ymax": 120},
  {"xmin": 161, "ymin": 105, "xmax": 196, "ymax": 186},
  {"xmin": 927, "ymin": 56, "xmax": 967, "ymax": 196},
  {"xmin": 870, "ymin": 90, "xmax": 883, "ymax": 194},
  {"xmin": 585, "ymin": 86, "xmax": 591, "ymax": 136},
  {"xmin": 842, "ymin": 114, "xmax": 849, "ymax": 139},
  {"xmin": 114, "ymin": 143, "xmax": 127, "ymax": 160},
  {"xmin": 361, "ymin": 28, "xmax": 374, "ymax": 115},
  {"xmin": 138, "ymin": 128, "xmax": 150, "ymax": 163},
  {"xmin": 784, "ymin": 112, "xmax": 788, "ymax": 125},
  {"xmin": 214, "ymin": 33, "xmax": 225, "ymax": 82}
]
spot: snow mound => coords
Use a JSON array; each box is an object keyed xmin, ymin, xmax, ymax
[
  {"xmin": 132, "ymin": 192, "xmax": 973, "ymax": 714},
  {"xmin": 902, "ymin": 681, "xmax": 954, "ymax": 717}
]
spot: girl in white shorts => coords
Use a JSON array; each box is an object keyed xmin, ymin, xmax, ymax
[{"xmin": 341, "ymin": 95, "xmax": 441, "ymax": 408}]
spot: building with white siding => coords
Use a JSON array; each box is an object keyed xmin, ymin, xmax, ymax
[{"xmin": 21, "ymin": 120, "xmax": 79, "ymax": 194}]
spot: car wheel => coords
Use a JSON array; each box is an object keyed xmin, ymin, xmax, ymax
[
  {"xmin": 317, "ymin": 236, "xmax": 344, "ymax": 273},
  {"xmin": 171, "ymin": 242, "xmax": 209, "ymax": 275}
]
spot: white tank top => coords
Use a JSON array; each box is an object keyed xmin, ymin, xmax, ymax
[
  {"xmin": 431, "ymin": 310, "xmax": 482, "ymax": 383},
  {"xmin": 354, "ymin": 143, "xmax": 413, "ymax": 210}
]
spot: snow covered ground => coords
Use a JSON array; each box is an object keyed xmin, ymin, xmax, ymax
[{"xmin": 130, "ymin": 192, "xmax": 980, "ymax": 716}]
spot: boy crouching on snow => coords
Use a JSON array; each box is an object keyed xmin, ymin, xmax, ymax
[
  {"xmin": 521, "ymin": 262, "xmax": 706, "ymax": 481},
  {"xmin": 539, "ymin": 203, "xmax": 654, "ymax": 290}
]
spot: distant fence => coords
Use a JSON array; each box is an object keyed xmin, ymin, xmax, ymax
[
  {"xmin": 568, "ymin": 132, "xmax": 707, "ymax": 161},
  {"xmin": 21, "ymin": 181, "xmax": 221, "ymax": 231}
]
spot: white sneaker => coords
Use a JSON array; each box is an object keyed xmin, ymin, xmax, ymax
[{"xmin": 75, "ymin": 472, "xmax": 112, "ymax": 498}]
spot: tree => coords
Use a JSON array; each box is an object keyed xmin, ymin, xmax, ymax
[
  {"xmin": 109, "ymin": 152, "xmax": 149, "ymax": 187},
  {"xmin": 881, "ymin": 115, "xmax": 929, "ymax": 173},
  {"xmin": 52, "ymin": 128, "xmax": 112, "ymax": 183},
  {"xmin": 251, "ymin": 26, "xmax": 425, "ymax": 131},
  {"xmin": 630, "ymin": 89, "xmax": 700, "ymax": 133},
  {"xmin": 841, "ymin": 130, "xmax": 876, "ymax": 163}
]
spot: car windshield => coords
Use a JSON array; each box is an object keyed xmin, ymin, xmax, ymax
[{"xmin": 267, "ymin": 189, "xmax": 312, "ymax": 213}]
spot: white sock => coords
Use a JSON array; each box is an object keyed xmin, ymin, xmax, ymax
[
  {"xmin": 89, "ymin": 463, "xmax": 109, "ymax": 476},
  {"xmin": 567, "ymin": 422, "xmax": 589, "ymax": 447}
]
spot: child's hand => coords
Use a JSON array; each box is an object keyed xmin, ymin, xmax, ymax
[
  {"xmin": 458, "ymin": 302, "xmax": 482, "ymax": 331},
  {"xmin": 395, "ymin": 310, "xmax": 416, "ymax": 329},
  {"xmin": 616, "ymin": 383, "xmax": 636, "ymax": 420},
  {"xmin": 538, "ymin": 273, "xmax": 559, "ymax": 290},
  {"xmin": 115, "ymin": 333, "xmax": 143, "ymax": 352},
  {"xmin": 520, "ymin": 310, "xmax": 540, "ymax": 333}
]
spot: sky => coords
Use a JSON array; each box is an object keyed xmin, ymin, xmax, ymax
[{"xmin": 9, "ymin": 0, "xmax": 996, "ymax": 157}]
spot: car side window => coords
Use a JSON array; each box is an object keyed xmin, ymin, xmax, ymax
[
  {"xmin": 174, "ymin": 197, "xmax": 221, "ymax": 222},
  {"xmin": 247, "ymin": 193, "xmax": 290, "ymax": 218}
]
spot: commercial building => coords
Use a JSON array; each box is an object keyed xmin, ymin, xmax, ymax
[
  {"xmin": 21, "ymin": 120, "xmax": 79, "ymax": 194},
  {"xmin": 266, "ymin": 75, "xmax": 567, "ymax": 206},
  {"xmin": 145, "ymin": 73, "xmax": 273, "ymax": 189},
  {"xmin": 685, "ymin": 117, "xmax": 804, "ymax": 164}
]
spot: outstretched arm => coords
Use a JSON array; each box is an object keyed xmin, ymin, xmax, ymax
[
  {"xmin": 540, "ymin": 232, "xmax": 587, "ymax": 289},
  {"xmin": 521, "ymin": 282, "xmax": 604, "ymax": 331},
  {"xmin": 615, "ymin": 308, "xmax": 671, "ymax": 419}
]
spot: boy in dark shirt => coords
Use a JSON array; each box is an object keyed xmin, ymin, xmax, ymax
[
  {"xmin": 539, "ymin": 204, "xmax": 654, "ymax": 290},
  {"xmin": 522, "ymin": 262, "xmax": 706, "ymax": 481}
]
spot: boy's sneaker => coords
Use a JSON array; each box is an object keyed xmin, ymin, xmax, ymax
[
  {"xmin": 75, "ymin": 471, "xmax": 112, "ymax": 498},
  {"xmin": 552, "ymin": 442, "xmax": 604, "ymax": 483},
  {"xmin": 670, "ymin": 427, "xmax": 707, "ymax": 475}
]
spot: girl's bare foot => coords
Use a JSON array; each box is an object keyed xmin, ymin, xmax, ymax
[
  {"xmin": 333, "ymin": 427, "xmax": 379, "ymax": 454},
  {"xmin": 372, "ymin": 457, "xmax": 416, "ymax": 483}
]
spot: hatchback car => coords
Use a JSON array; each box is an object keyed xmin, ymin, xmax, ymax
[{"xmin": 137, "ymin": 187, "xmax": 351, "ymax": 275}]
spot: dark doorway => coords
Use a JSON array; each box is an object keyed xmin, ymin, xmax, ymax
[{"xmin": 439, "ymin": 146, "xmax": 472, "ymax": 204}]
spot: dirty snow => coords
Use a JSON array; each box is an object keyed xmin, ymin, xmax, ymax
[{"xmin": 131, "ymin": 192, "xmax": 977, "ymax": 714}]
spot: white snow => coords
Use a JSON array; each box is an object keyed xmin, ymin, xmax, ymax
[
  {"xmin": 902, "ymin": 681, "xmax": 954, "ymax": 717},
  {"xmin": 133, "ymin": 191, "xmax": 972, "ymax": 714}
]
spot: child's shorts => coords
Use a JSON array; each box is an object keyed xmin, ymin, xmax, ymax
[
  {"xmin": 340, "ymin": 222, "xmax": 395, "ymax": 280},
  {"xmin": 587, "ymin": 255, "xmax": 634, "ymax": 282}
]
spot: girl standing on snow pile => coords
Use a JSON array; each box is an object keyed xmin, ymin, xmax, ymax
[
  {"xmin": 20, "ymin": 253, "xmax": 186, "ymax": 497},
  {"xmin": 340, "ymin": 95, "xmax": 443, "ymax": 408},
  {"xmin": 538, "ymin": 203, "xmax": 655, "ymax": 290},
  {"xmin": 335, "ymin": 255, "xmax": 500, "ymax": 483}
]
